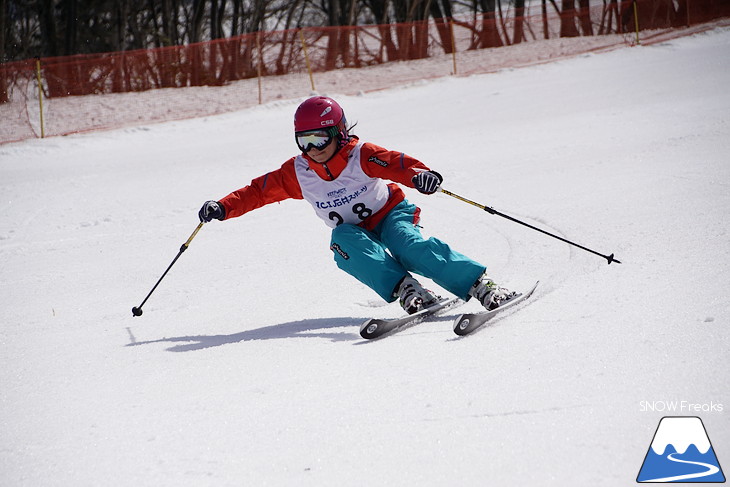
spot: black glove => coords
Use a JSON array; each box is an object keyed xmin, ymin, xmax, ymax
[
  {"xmin": 198, "ymin": 200, "xmax": 226, "ymax": 222},
  {"xmin": 412, "ymin": 171, "xmax": 443, "ymax": 195}
]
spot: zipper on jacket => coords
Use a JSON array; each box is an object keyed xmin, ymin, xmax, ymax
[{"xmin": 322, "ymin": 163, "xmax": 335, "ymax": 181}]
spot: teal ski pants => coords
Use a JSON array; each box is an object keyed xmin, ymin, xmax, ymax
[{"xmin": 329, "ymin": 200, "xmax": 486, "ymax": 302}]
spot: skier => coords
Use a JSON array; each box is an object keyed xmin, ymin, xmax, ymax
[{"xmin": 198, "ymin": 96, "xmax": 515, "ymax": 314}]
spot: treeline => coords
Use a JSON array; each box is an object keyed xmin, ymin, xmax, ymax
[
  {"xmin": 0, "ymin": 0, "xmax": 714, "ymax": 64},
  {"xmin": 2, "ymin": 0, "xmax": 459, "ymax": 63}
]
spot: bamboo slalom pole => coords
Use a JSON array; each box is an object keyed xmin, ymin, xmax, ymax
[
  {"xmin": 256, "ymin": 31, "xmax": 263, "ymax": 104},
  {"xmin": 299, "ymin": 30, "xmax": 316, "ymax": 91},
  {"xmin": 450, "ymin": 20, "xmax": 458, "ymax": 75},
  {"xmin": 35, "ymin": 58, "xmax": 45, "ymax": 138}
]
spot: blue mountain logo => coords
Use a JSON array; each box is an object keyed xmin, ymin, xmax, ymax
[{"xmin": 637, "ymin": 416, "xmax": 725, "ymax": 483}]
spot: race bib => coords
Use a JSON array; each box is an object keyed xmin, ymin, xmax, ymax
[{"xmin": 295, "ymin": 143, "xmax": 390, "ymax": 228}]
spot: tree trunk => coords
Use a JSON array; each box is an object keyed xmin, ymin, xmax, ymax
[
  {"xmin": 479, "ymin": 0, "xmax": 504, "ymax": 48},
  {"xmin": 0, "ymin": 0, "xmax": 7, "ymax": 102},
  {"xmin": 190, "ymin": 0, "xmax": 206, "ymax": 43},
  {"xmin": 190, "ymin": 0, "xmax": 206, "ymax": 85},
  {"xmin": 513, "ymin": 0, "xmax": 526, "ymax": 44},
  {"xmin": 429, "ymin": 0, "xmax": 454, "ymax": 54},
  {"xmin": 38, "ymin": 0, "xmax": 59, "ymax": 57},
  {"xmin": 560, "ymin": 0, "xmax": 580, "ymax": 36},
  {"xmin": 63, "ymin": 0, "xmax": 78, "ymax": 55},
  {"xmin": 325, "ymin": 0, "xmax": 343, "ymax": 70},
  {"xmin": 578, "ymin": 0, "xmax": 593, "ymax": 35},
  {"xmin": 112, "ymin": 0, "xmax": 128, "ymax": 93}
]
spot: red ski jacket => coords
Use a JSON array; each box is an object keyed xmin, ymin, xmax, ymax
[{"xmin": 218, "ymin": 137, "xmax": 431, "ymax": 231}]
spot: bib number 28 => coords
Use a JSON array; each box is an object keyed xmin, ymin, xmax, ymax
[{"xmin": 329, "ymin": 203, "xmax": 373, "ymax": 226}]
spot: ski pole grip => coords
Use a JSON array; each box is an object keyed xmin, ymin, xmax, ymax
[
  {"xmin": 180, "ymin": 222, "xmax": 205, "ymax": 252},
  {"xmin": 439, "ymin": 188, "xmax": 497, "ymax": 214}
]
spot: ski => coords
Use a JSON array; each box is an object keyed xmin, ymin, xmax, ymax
[
  {"xmin": 453, "ymin": 281, "xmax": 539, "ymax": 336},
  {"xmin": 360, "ymin": 298, "xmax": 464, "ymax": 339}
]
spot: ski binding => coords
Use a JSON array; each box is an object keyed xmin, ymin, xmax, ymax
[{"xmin": 453, "ymin": 281, "xmax": 539, "ymax": 336}]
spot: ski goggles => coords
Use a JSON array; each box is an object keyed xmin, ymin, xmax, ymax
[{"xmin": 295, "ymin": 129, "xmax": 334, "ymax": 152}]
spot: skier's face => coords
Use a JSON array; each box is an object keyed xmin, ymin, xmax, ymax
[{"xmin": 307, "ymin": 138, "xmax": 338, "ymax": 163}]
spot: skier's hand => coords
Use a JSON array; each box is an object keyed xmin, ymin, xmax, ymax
[
  {"xmin": 412, "ymin": 171, "xmax": 443, "ymax": 195},
  {"xmin": 198, "ymin": 200, "xmax": 226, "ymax": 222}
]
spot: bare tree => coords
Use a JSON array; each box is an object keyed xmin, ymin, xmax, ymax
[
  {"xmin": 513, "ymin": 0, "xmax": 526, "ymax": 44},
  {"xmin": 477, "ymin": 0, "xmax": 504, "ymax": 48},
  {"xmin": 560, "ymin": 0, "xmax": 580, "ymax": 37},
  {"xmin": 38, "ymin": 0, "xmax": 59, "ymax": 57},
  {"xmin": 0, "ymin": 0, "xmax": 7, "ymax": 103}
]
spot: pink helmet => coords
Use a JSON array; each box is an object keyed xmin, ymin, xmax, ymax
[{"xmin": 294, "ymin": 96, "xmax": 347, "ymax": 134}]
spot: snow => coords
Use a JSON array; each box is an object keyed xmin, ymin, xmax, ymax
[{"xmin": 2, "ymin": 26, "xmax": 729, "ymax": 486}]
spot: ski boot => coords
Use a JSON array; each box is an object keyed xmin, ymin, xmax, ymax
[
  {"xmin": 396, "ymin": 275, "xmax": 440, "ymax": 314},
  {"xmin": 469, "ymin": 272, "xmax": 517, "ymax": 311}
]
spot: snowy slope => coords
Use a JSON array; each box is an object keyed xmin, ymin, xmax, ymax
[{"xmin": 1, "ymin": 27, "xmax": 729, "ymax": 486}]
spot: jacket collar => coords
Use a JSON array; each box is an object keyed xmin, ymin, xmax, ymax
[{"xmin": 303, "ymin": 137, "xmax": 359, "ymax": 181}]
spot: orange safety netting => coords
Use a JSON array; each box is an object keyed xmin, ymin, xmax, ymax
[{"xmin": 1, "ymin": 0, "xmax": 727, "ymax": 144}]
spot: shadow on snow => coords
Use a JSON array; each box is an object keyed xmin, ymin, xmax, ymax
[{"xmin": 127, "ymin": 316, "xmax": 363, "ymax": 352}]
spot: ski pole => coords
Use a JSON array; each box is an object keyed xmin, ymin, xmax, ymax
[
  {"xmin": 438, "ymin": 188, "xmax": 621, "ymax": 265},
  {"xmin": 132, "ymin": 222, "xmax": 205, "ymax": 316}
]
